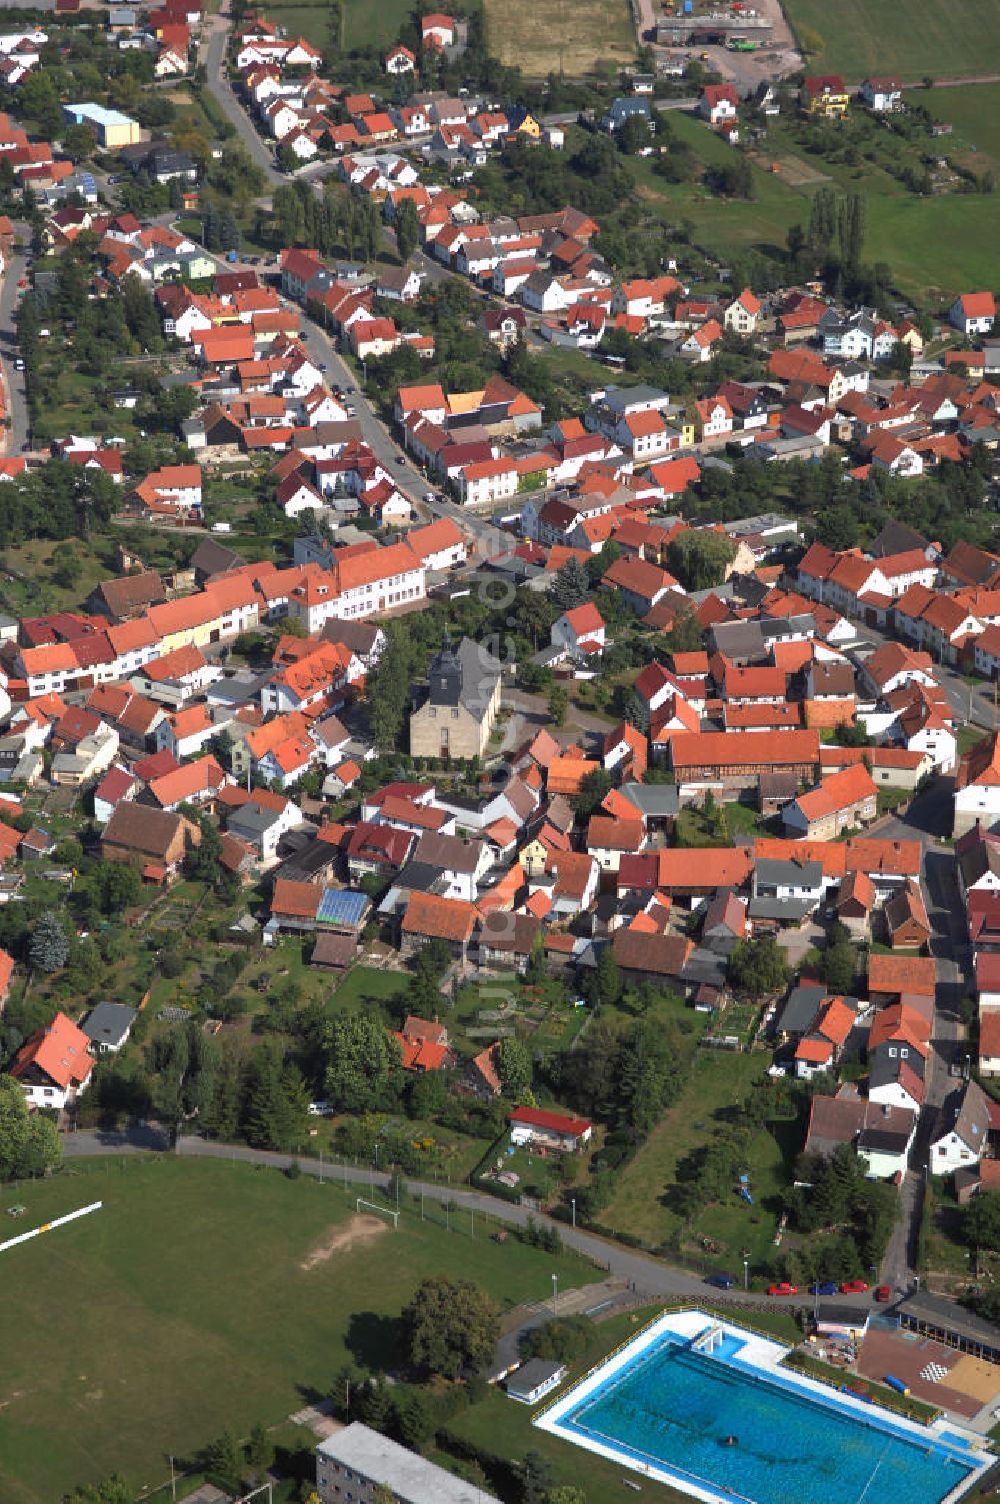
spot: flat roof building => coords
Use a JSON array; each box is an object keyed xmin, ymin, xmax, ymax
[{"xmin": 316, "ymin": 1424, "xmax": 500, "ymax": 1504}]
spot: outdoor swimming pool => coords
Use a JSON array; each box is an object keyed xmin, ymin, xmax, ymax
[{"xmin": 535, "ymin": 1311, "xmax": 990, "ymax": 1504}]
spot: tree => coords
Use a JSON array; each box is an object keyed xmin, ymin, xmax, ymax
[
  {"xmin": 203, "ymin": 1431, "xmax": 242, "ymax": 1492},
  {"xmin": 727, "ymin": 937, "xmax": 788, "ymax": 997},
  {"xmin": 245, "ymin": 1421, "xmax": 274, "ymax": 1479},
  {"xmin": 545, "ymin": 1489, "xmax": 587, "ymax": 1504},
  {"xmin": 573, "ymin": 767, "xmax": 612, "ymax": 819},
  {"xmin": 496, "ymin": 1037, "xmax": 532, "ymax": 1099},
  {"xmin": 964, "ymin": 1191, "xmax": 1000, "ymax": 1260},
  {"xmin": 395, "ymin": 197, "xmax": 420, "ymax": 262},
  {"xmin": 63, "ymin": 123, "xmax": 98, "ymax": 162},
  {"xmin": 548, "ymin": 683, "xmax": 568, "ymax": 727},
  {"xmin": 0, "ymin": 1076, "xmax": 61, "ymax": 1181},
  {"xmin": 595, "ymin": 947, "xmax": 621, "ymax": 1008},
  {"xmin": 401, "ymin": 1275, "xmax": 499, "ymax": 1377},
  {"xmin": 63, "ymin": 1477, "xmax": 132, "ymax": 1504},
  {"xmin": 29, "ymin": 910, "xmax": 68, "ymax": 973},
  {"xmin": 518, "ymin": 1451, "xmax": 556, "ymax": 1504},
  {"xmin": 94, "ymin": 860, "xmax": 142, "ymax": 917},
  {"xmin": 667, "ymin": 530, "xmax": 737, "ymax": 591},
  {"xmin": 324, "ymin": 1013, "xmax": 402, "ymax": 1113},
  {"xmin": 820, "ymin": 924, "xmax": 855, "ymax": 993},
  {"xmin": 550, "ymin": 558, "xmax": 590, "ymax": 609}
]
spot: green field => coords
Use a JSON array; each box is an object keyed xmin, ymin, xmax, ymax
[
  {"xmin": 636, "ymin": 111, "xmax": 1000, "ymax": 301},
  {"xmin": 601, "ymin": 1051, "xmax": 799, "ymax": 1276},
  {"xmin": 0, "ymin": 1157, "xmax": 599, "ymax": 1504},
  {"xmin": 263, "ymin": 0, "xmax": 413, "ymax": 53},
  {"xmin": 906, "ymin": 83, "xmax": 1000, "ymax": 162},
  {"xmin": 782, "ymin": 0, "xmax": 1000, "ymax": 80}
]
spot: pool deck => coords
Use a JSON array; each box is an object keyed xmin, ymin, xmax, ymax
[{"xmin": 534, "ymin": 1309, "xmax": 995, "ymax": 1504}]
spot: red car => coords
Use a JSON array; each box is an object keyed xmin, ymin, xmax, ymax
[
  {"xmin": 840, "ymin": 1279, "xmax": 870, "ymax": 1294},
  {"xmin": 874, "ymin": 1285, "xmax": 892, "ymax": 1303},
  {"xmin": 767, "ymin": 1282, "xmax": 799, "ymax": 1297}
]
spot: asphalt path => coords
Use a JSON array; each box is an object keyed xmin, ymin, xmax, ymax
[
  {"xmin": 0, "ymin": 225, "xmax": 30, "ymax": 454},
  {"xmin": 63, "ymin": 1127, "xmax": 895, "ymax": 1313}
]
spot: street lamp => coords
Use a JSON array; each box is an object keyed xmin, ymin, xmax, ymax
[
  {"xmin": 570, "ymin": 1197, "xmax": 576, "ymax": 1230},
  {"xmin": 743, "ymin": 1258, "xmax": 749, "ymax": 1292},
  {"xmin": 551, "ymin": 1273, "xmax": 558, "ymax": 1314}
]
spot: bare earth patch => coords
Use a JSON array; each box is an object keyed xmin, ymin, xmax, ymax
[
  {"xmin": 485, "ymin": 0, "xmax": 634, "ymax": 77},
  {"xmin": 300, "ymin": 1214, "xmax": 388, "ymax": 1270}
]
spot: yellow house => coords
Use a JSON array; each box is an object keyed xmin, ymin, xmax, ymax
[
  {"xmin": 511, "ymin": 109, "xmax": 542, "ymax": 138},
  {"xmin": 800, "ymin": 75, "xmax": 849, "ymax": 117},
  {"xmin": 521, "ymin": 835, "xmax": 549, "ymax": 877}
]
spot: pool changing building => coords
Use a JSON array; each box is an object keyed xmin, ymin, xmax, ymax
[{"xmin": 316, "ymin": 1423, "xmax": 500, "ymax": 1504}]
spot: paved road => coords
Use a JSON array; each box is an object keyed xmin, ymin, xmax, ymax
[
  {"xmin": 203, "ymin": 9, "xmax": 280, "ymax": 183},
  {"xmin": 0, "ymin": 225, "xmax": 30, "ymax": 454},
  {"xmin": 63, "ymin": 1128, "xmax": 883, "ymax": 1312}
]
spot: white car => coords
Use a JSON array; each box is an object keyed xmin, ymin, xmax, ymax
[{"xmin": 308, "ymin": 1100, "xmax": 332, "ymax": 1117}]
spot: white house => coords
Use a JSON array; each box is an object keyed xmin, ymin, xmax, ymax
[
  {"xmin": 950, "ymin": 292, "xmax": 996, "ymax": 337},
  {"xmin": 10, "ymin": 1011, "xmax": 93, "ymax": 1109},
  {"xmin": 385, "ymin": 44, "xmax": 416, "ymax": 73},
  {"xmin": 458, "ymin": 457, "xmax": 519, "ymax": 507},
  {"xmin": 552, "ymin": 602, "xmax": 606, "ymax": 657},
  {"xmin": 724, "ymin": 288, "xmax": 762, "ymax": 335},
  {"xmin": 929, "ymin": 1081, "xmax": 992, "ymax": 1176},
  {"xmin": 859, "ymin": 76, "xmax": 901, "ymax": 111}
]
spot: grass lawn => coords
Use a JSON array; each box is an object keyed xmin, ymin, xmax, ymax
[
  {"xmin": 633, "ymin": 111, "xmax": 1000, "ymax": 301},
  {"xmin": 484, "ymin": 0, "xmax": 634, "ymax": 77},
  {"xmin": 262, "ymin": 1, "xmax": 333, "ymax": 52},
  {"xmin": 0, "ymin": 537, "xmax": 121, "ymax": 617},
  {"xmin": 904, "ymin": 83, "xmax": 1000, "ymax": 168},
  {"xmin": 0, "ymin": 1157, "xmax": 600, "ymax": 1504},
  {"xmin": 601, "ymin": 1050, "xmax": 798, "ymax": 1276},
  {"xmin": 782, "ymin": 0, "xmax": 1000, "ymax": 80}
]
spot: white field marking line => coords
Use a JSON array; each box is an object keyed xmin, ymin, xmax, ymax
[{"xmin": 0, "ymin": 1200, "xmax": 102, "ymax": 1254}]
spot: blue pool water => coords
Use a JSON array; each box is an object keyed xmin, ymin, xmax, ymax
[{"xmin": 557, "ymin": 1331, "xmax": 978, "ymax": 1504}]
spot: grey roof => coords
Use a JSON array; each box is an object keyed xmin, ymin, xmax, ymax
[
  {"xmin": 190, "ymin": 536, "xmax": 244, "ymax": 579},
  {"xmin": 680, "ymin": 946, "xmax": 728, "ymax": 988},
  {"xmin": 276, "ymin": 841, "xmax": 338, "ymax": 883},
  {"xmin": 898, "ymin": 1290, "xmax": 1000, "ymax": 1350},
  {"xmin": 421, "ymin": 636, "xmax": 501, "ymax": 722},
  {"xmin": 413, "ymin": 831, "xmax": 484, "ymax": 874},
  {"xmin": 871, "ymin": 520, "xmax": 930, "ymax": 559},
  {"xmin": 709, "ymin": 620, "xmax": 766, "ymax": 660},
  {"xmin": 869, "ymin": 1040, "xmax": 925, "ymax": 1087},
  {"xmin": 82, "ymin": 1000, "xmax": 136, "ymax": 1048},
  {"xmin": 761, "ymin": 613, "xmax": 815, "ymax": 641},
  {"xmin": 755, "ymin": 858, "xmax": 824, "ymax": 890},
  {"xmin": 748, "ymin": 896, "xmax": 815, "ymax": 923},
  {"xmin": 316, "ymin": 1423, "xmax": 500, "ymax": 1504},
  {"xmin": 777, "ymin": 984, "xmax": 830, "ymax": 1036},
  {"xmin": 392, "ymin": 860, "xmax": 450, "ymax": 896},
  {"xmin": 228, "ymin": 802, "xmax": 283, "ymax": 837},
  {"xmin": 858, "ymin": 1123, "xmax": 912, "ymax": 1153},
  {"xmin": 618, "ymin": 781, "xmax": 680, "ymax": 818},
  {"xmin": 939, "ymin": 1079, "xmax": 992, "ymax": 1153},
  {"xmin": 507, "ymin": 1358, "xmax": 565, "ymax": 1394},
  {"xmin": 602, "ymin": 383, "xmax": 669, "ymax": 415}
]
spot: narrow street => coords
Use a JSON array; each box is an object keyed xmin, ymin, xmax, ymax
[
  {"xmin": 0, "ymin": 225, "xmax": 31, "ymax": 454},
  {"xmin": 64, "ymin": 1127, "xmax": 890, "ymax": 1315}
]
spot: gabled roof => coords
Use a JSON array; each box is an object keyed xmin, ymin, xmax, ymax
[{"xmin": 11, "ymin": 1011, "xmax": 93, "ymax": 1091}]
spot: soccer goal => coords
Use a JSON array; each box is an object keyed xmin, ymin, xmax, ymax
[{"xmin": 356, "ymin": 1197, "xmax": 399, "ymax": 1229}]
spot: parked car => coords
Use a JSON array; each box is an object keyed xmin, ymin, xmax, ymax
[
  {"xmin": 705, "ymin": 1272, "xmax": 735, "ymax": 1290},
  {"xmin": 767, "ymin": 1282, "xmax": 798, "ymax": 1297},
  {"xmin": 874, "ymin": 1285, "xmax": 892, "ymax": 1303},
  {"xmin": 308, "ymin": 1100, "xmax": 332, "ymax": 1117},
  {"xmin": 808, "ymin": 1281, "xmax": 838, "ymax": 1296},
  {"xmin": 840, "ymin": 1279, "xmax": 869, "ymax": 1294},
  {"xmin": 14, "ymin": 358, "xmax": 24, "ymax": 371}
]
